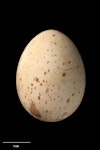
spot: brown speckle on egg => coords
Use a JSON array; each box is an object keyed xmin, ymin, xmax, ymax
[
  {"xmin": 78, "ymin": 91, "xmax": 80, "ymax": 94},
  {"xmin": 40, "ymin": 83, "xmax": 42, "ymax": 86},
  {"xmin": 36, "ymin": 77, "xmax": 39, "ymax": 82},
  {"xmin": 46, "ymin": 88, "xmax": 49, "ymax": 93},
  {"xmin": 68, "ymin": 61, "xmax": 71, "ymax": 64},
  {"xmin": 44, "ymin": 72, "xmax": 46, "ymax": 75},
  {"xmin": 72, "ymin": 93, "xmax": 75, "ymax": 96},
  {"xmin": 66, "ymin": 98, "xmax": 70, "ymax": 103},
  {"xmin": 62, "ymin": 63, "xmax": 65, "ymax": 65},
  {"xmin": 30, "ymin": 101, "xmax": 41, "ymax": 118},
  {"xmin": 45, "ymin": 110, "xmax": 48, "ymax": 113},
  {"xmin": 38, "ymin": 96, "xmax": 40, "ymax": 100},
  {"xmin": 31, "ymin": 83, "xmax": 33, "ymax": 86},
  {"xmin": 62, "ymin": 72, "xmax": 66, "ymax": 77},
  {"xmin": 77, "ymin": 65, "xmax": 79, "ymax": 68}
]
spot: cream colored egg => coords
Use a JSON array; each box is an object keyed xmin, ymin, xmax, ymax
[{"xmin": 16, "ymin": 29, "xmax": 86, "ymax": 122}]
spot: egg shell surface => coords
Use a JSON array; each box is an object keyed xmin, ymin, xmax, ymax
[{"xmin": 16, "ymin": 29, "xmax": 86, "ymax": 122}]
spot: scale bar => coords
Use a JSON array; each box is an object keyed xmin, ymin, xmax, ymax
[{"xmin": 2, "ymin": 141, "xmax": 31, "ymax": 144}]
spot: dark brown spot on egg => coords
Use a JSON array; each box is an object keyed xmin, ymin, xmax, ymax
[
  {"xmin": 47, "ymin": 61, "xmax": 49, "ymax": 64},
  {"xmin": 48, "ymin": 69, "xmax": 50, "ymax": 72},
  {"xmin": 31, "ymin": 83, "xmax": 33, "ymax": 86},
  {"xmin": 73, "ymin": 82, "xmax": 76, "ymax": 84},
  {"xmin": 77, "ymin": 65, "xmax": 79, "ymax": 68},
  {"xmin": 19, "ymin": 78, "xmax": 22, "ymax": 81},
  {"xmin": 40, "ymin": 83, "xmax": 42, "ymax": 86},
  {"xmin": 72, "ymin": 93, "xmax": 75, "ymax": 96},
  {"xmin": 62, "ymin": 72, "xmax": 66, "ymax": 77},
  {"xmin": 43, "ymin": 80, "xmax": 45, "ymax": 82},
  {"xmin": 68, "ymin": 61, "xmax": 71, "ymax": 64},
  {"xmin": 27, "ymin": 86, "xmax": 29, "ymax": 89},
  {"xmin": 52, "ymin": 34, "xmax": 55, "ymax": 36},
  {"xmin": 30, "ymin": 101, "xmax": 41, "ymax": 118},
  {"xmin": 38, "ymin": 96, "xmax": 40, "ymax": 100},
  {"xmin": 36, "ymin": 77, "xmax": 39, "ymax": 82},
  {"xmin": 62, "ymin": 63, "xmax": 65, "ymax": 65},
  {"xmin": 45, "ymin": 110, "xmax": 48, "ymax": 113},
  {"xmin": 78, "ymin": 91, "xmax": 80, "ymax": 94},
  {"xmin": 46, "ymin": 88, "xmax": 49, "ymax": 93},
  {"xmin": 54, "ymin": 42, "xmax": 56, "ymax": 44},
  {"xmin": 66, "ymin": 98, "xmax": 70, "ymax": 103},
  {"xmin": 44, "ymin": 72, "xmax": 46, "ymax": 75},
  {"xmin": 53, "ymin": 85, "xmax": 55, "ymax": 87}
]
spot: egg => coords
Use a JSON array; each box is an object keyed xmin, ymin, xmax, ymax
[{"xmin": 16, "ymin": 29, "xmax": 86, "ymax": 122}]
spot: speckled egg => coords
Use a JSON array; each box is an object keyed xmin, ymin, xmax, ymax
[{"xmin": 16, "ymin": 29, "xmax": 86, "ymax": 122}]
